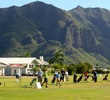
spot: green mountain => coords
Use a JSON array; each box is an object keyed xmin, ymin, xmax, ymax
[{"xmin": 0, "ymin": 1, "xmax": 110, "ymax": 67}]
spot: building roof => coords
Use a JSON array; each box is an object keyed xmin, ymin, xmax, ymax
[
  {"xmin": 37, "ymin": 59, "xmax": 49, "ymax": 65},
  {"xmin": 0, "ymin": 61, "xmax": 8, "ymax": 67},
  {"xmin": 0, "ymin": 57, "xmax": 49, "ymax": 65}
]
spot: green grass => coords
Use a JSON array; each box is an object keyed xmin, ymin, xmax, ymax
[{"xmin": 0, "ymin": 75, "xmax": 110, "ymax": 100}]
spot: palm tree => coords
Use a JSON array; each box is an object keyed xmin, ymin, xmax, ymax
[
  {"xmin": 49, "ymin": 50, "xmax": 64, "ymax": 65},
  {"xmin": 24, "ymin": 52, "xmax": 31, "ymax": 57}
]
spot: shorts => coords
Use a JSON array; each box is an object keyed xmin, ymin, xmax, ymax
[
  {"xmin": 44, "ymin": 78, "xmax": 48, "ymax": 82},
  {"xmin": 57, "ymin": 78, "xmax": 60, "ymax": 82},
  {"xmin": 38, "ymin": 76, "xmax": 42, "ymax": 82}
]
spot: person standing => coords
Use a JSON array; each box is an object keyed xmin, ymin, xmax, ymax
[
  {"xmin": 51, "ymin": 69, "xmax": 58, "ymax": 83},
  {"xmin": 93, "ymin": 70, "xmax": 97, "ymax": 83},
  {"xmin": 41, "ymin": 69, "xmax": 48, "ymax": 88},
  {"xmin": 84, "ymin": 71, "xmax": 88, "ymax": 81},
  {"xmin": 56, "ymin": 72, "xmax": 61, "ymax": 87},
  {"xmin": 60, "ymin": 68, "xmax": 65, "ymax": 82},
  {"xmin": 37, "ymin": 69, "xmax": 43, "ymax": 84},
  {"xmin": 15, "ymin": 73, "xmax": 21, "ymax": 82}
]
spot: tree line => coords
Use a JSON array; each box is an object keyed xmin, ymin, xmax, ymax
[
  {"xmin": 22, "ymin": 50, "xmax": 109, "ymax": 75},
  {"xmin": 48, "ymin": 50, "xmax": 93, "ymax": 75}
]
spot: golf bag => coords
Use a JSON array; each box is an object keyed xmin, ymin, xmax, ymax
[
  {"xmin": 103, "ymin": 74, "xmax": 108, "ymax": 81},
  {"xmin": 51, "ymin": 74, "xmax": 56, "ymax": 83},
  {"xmin": 73, "ymin": 74, "xmax": 77, "ymax": 83},
  {"xmin": 77, "ymin": 74, "xmax": 83, "ymax": 82},
  {"xmin": 30, "ymin": 78, "xmax": 37, "ymax": 86},
  {"xmin": 84, "ymin": 75, "xmax": 90, "ymax": 81}
]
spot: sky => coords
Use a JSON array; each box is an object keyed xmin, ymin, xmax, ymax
[{"xmin": 0, "ymin": 0, "xmax": 110, "ymax": 11}]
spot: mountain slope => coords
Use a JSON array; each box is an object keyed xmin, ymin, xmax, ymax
[
  {"xmin": 0, "ymin": 1, "xmax": 110, "ymax": 67},
  {"xmin": 69, "ymin": 6, "xmax": 110, "ymax": 60}
]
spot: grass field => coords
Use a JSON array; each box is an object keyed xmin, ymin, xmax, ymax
[{"xmin": 0, "ymin": 74, "xmax": 110, "ymax": 100}]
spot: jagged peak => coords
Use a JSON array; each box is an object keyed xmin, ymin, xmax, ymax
[
  {"xmin": 73, "ymin": 6, "xmax": 109, "ymax": 12},
  {"xmin": 75, "ymin": 5, "xmax": 84, "ymax": 10},
  {"xmin": 76, "ymin": 6, "xmax": 109, "ymax": 12}
]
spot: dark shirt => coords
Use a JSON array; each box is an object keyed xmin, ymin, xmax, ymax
[
  {"xmin": 93, "ymin": 71, "xmax": 97, "ymax": 77},
  {"xmin": 61, "ymin": 70, "xmax": 65, "ymax": 76}
]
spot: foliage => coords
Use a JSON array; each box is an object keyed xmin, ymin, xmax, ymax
[
  {"xmin": 50, "ymin": 62, "xmax": 92, "ymax": 75},
  {"xmin": 24, "ymin": 52, "xmax": 31, "ymax": 57},
  {"xmin": 0, "ymin": 1, "xmax": 110, "ymax": 68},
  {"xmin": 76, "ymin": 62, "xmax": 93, "ymax": 74},
  {"xmin": 50, "ymin": 64, "xmax": 65, "ymax": 71},
  {"xmin": 49, "ymin": 50, "xmax": 64, "ymax": 65},
  {"xmin": 66, "ymin": 64, "xmax": 76, "ymax": 75}
]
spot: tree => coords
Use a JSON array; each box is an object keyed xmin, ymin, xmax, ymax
[
  {"xmin": 49, "ymin": 50, "xmax": 64, "ymax": 65},
  {"xmin": 76, "ymin": 62, "xmax": 92, "ymax": 73},
  {"xmin": 24, "ymin": 52, "xmax": 31, "ymax": 57},
  {"xmin": 67, "ymin": 63, "xmax": 76, "ymax": 75}
]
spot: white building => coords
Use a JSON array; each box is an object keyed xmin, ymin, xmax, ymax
[
  {"xmin": 0, "ymin": 57, "xmax": 49, "ymax": 76},
  {"xmin": 0, "ymin": 62, "xmax": 8, "ymax": 76}
]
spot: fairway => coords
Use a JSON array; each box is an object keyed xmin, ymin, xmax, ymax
[{"xmin": 0, "ymin": 75, "xmax": 110, "ymax": 100}]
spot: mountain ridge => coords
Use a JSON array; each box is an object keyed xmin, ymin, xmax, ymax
[{"xmin": 0, "ymin": 1, "xmax": 110, "ymax": 68}]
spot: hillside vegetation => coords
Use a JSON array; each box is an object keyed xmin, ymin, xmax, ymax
[{"xmin": 0, "ymin": 1, "xmax": 110, "ymax": 67}]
